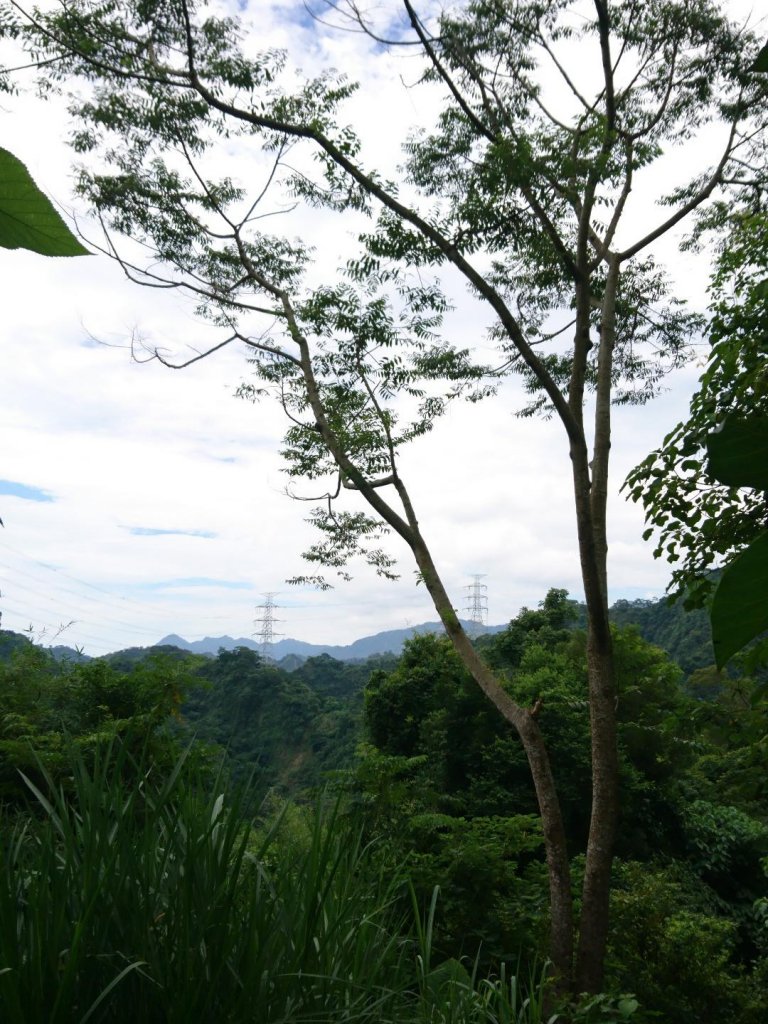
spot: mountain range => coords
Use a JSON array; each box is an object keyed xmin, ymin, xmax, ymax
[
  {"xmin": 158, "ymin": 595, "xmax": 715, "ymax": 676},
  {"xmin": 1, "ymin": 593, "xmax": 714, "ymax": 677},
  {"xmin": 158, "ymin": 620, "xmax": 506, "ymax": 661}
]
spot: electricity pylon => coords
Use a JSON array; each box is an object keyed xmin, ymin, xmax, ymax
[
  {"xmin": 464, "ymin": 574, "xmax": 488, "ymax": 639},
  {"xmin": 254, "ymin": 592, "xmax": 284, "ymax": 659}
]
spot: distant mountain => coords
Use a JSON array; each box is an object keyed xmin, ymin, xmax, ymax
[
  {"xmin": 157, "ymin": 620, "xmax": 506, "ymax": 661},
  {"xmin": 2, "ymin": 590, "xmax": 717, "ymax": 673},
  {"xmin": 48, "ymin": 644, "xmax": 91, "ymax": 664},
  {"xmin": 157, "ymin": 633, "xmax": 255, "ymax": 656},
  {"xmin": 0, "ymin": 629, "xmax": 92, "ymax": 664},
  {"xmin": 158, "ymin": 596, "xmax": 716, "ymax": 669}
]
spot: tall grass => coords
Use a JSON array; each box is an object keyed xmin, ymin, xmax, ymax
[
  {"xmin": 410, "ymin": 886, "xmax": 560, "ymax": 1024},
  {"xmin": 0, "ymin": 741, "xmax": 563, "ymax": 1023},
  {"xmin": 0, "ymin": 742, "xmax": 409, "ymax": 1022}
]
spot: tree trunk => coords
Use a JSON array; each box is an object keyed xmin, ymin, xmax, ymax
[
  {"xmin": 573, "ymin": 254, "xmax": 621, "ymax": 992},
  {"xmin": 410, "ymin": 534, "xmax": 575, "ymax": 986},
  {"xmin": 569, "ymin": 443, "xmax": 619, "ymax": 991},
  {"xmin": 576, "ymin": 627, "xmax": 618, "ymax": 992}
]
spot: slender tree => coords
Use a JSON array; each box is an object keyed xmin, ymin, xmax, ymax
[{"xmin": 7, "ymin": 0, "xmax": 766, "ymax": 992}]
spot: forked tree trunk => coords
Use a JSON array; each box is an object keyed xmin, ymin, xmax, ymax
[{"xmin": 290, "ymin": 232, "xmax": 622, "ymax": 994}]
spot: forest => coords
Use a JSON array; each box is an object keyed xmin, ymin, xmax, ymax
[
  {"xmin": 1, "ymin": 586, "xmax": 767, "ymax": 1022},
  {"xmin": 1, "ymin": 0, "xmax": 767, "ymax": 1020}
]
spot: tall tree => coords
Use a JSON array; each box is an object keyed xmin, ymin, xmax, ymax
[{"xmin": 7, "ymin": 0, "xmax": 766, "ymax": 992}]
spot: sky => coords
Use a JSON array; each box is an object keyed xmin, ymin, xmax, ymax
[{"xmin": 0, "ymin": 0, "xmax": 762, "ymax": 656}]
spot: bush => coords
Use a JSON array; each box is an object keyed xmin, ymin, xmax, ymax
[{"xmin": 606, "ymin": 861, "xmax": 767, "ymax": 1024}]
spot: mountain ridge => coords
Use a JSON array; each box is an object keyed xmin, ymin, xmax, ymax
[
  {"xmin": 158, "ymin": 620, "xmax": 507, "ymax": 661},
  {"xmin": 1, "ymin": 594, "xmax": 714, "ymax": 674}
]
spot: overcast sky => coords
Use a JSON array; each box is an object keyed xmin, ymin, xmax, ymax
[{"xmin": 0, "ymin": 0, "xmax": 761, "ymax": 656}]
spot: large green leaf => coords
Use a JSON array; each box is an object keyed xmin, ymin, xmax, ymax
[
  {"xmin": 711, "ymin": 531, "xmax": 768, "ymax": 668},
  {"xmin": 706, "ymin": 416, "xmax": 768, "ymax": 490},
  {"xmin": 0, "ymin": 146, "xmax": 89, "ymax": 256},
  {"xmin": 753, "ymin": 40, "xmax": 768, "ymax": 73}
]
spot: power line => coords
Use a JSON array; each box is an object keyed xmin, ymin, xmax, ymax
[
  {"xmin": 0, "ymin": 537, "xmax": 257, "ymax": 652},
  {"xmin": 0, "ymin": 600, "xmax": 136, "ymax": 651},
  {"xmin": 0, "ymin": 537, "xmax": 186, "ymax": 618},
  {"xmin": 0, "ymin": 572, "xmax": 163, "ymax": 638}
]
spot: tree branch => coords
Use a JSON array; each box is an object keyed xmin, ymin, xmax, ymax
[{"xmin": 618, "ymin": 113, "xmax": 742, "ymax": 262}]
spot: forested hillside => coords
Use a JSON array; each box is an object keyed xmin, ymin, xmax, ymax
[
  {"xmin": 182, "ymin": 647, "xmax": 397, "ymax": 789},
  {"xmin": 2, "ymin": 587, "xmax": 767, "ymax": 1021},
  {"xmin": 0, "ymin": 589, "xmax": 729, "ymax": 799},
  {"xmin": 607, "ymin": 599, "xmax": 714, "ymax": 677}
]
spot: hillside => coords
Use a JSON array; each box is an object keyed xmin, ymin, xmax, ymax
[{"xmin": 607, "ymin": 598, "xmax": 714, "ymax": 676}]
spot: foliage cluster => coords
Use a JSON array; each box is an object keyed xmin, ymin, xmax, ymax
[
  {"xmin": 353, "ymin": 592, "xmax": 768, "ymax": 1021},
  {"xmin": 0, "ymin": 633, "xmax": 389, "ymax": 798},
  {"xmin": 0, "ymin": 651, "xmax": 627, "ymax": 1024},
  {"xmin": 626, "ymin": 202, "xmax": 768, "ymax": 667},
  {"xmin": 183, "ymin": 645, "xmax": 391, "ymax": 790},
  {"xmin": 0, "ymin": 641, "xmax": 193, "ymax": 805}
]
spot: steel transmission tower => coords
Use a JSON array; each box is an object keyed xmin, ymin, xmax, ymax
[
  {"xmin": 464, "ymin": 574, "xmax": 488, "ymax": 638},
  {"xmin": 254, "ymin": 593, "xmax": 284, "ymax": 659}
]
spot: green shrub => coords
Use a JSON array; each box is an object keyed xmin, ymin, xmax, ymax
[{"xmin": 606, "ymin": 861, "xmax": 767, "ymax": 1024}]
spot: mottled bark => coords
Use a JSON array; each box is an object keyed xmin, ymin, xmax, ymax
[{"xmin": 577, "ymin": 631, "xmax": 618, "ymax": 993}]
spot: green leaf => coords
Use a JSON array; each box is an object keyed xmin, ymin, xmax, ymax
[
  {"xmin": 711, "ymin": 531, "xmax": 768, "ymax": 668},
  {"xmin": 753, "ymin": 40, "xmax": 768, "ymax": 73},
  {"xmin": 0, "ymin": 146, "xmax": 90, "ymax": 256},
  {"xmin": 706, "ymin": 416, "xmax": 768, "ymax": 490},
  {"xmin": 618, "ymin": 996, "xmax": 640, "ymax": 1017}
]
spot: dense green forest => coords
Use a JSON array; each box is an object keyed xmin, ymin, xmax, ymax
[{"xmin": 2, "ymin": 589, "xmax": 767, "ymax": 1021}]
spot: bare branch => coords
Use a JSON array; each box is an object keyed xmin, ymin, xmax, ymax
[
  {"xmin": 591, "ymin": 138, "xmax": 633, "ymax": 265},
  {"xmin": 145, "ymin": 334, "xmax": 238, "ymax": 369},
  {"xmin": 593, "ymin": 0, "xmax": 616, "ymax": 130},
  {"xmin": 89, "ymin": 217, "xmax": 285, "ymax": 318},
  {"xmin": 619, "ymin": 114, "xmax": 742, "ymax": 262},
  {"xmin": 284, "ymin": 472, "xmax": 343, "ymax": 503},
  {"xmin": 309, "ymin": 0, "xmax": 426, "ymax": 47},
  {"xmin": 403, "ymin": 0, "xmax": 495, "ymax": 144},
  {"xmin": 536, "ymin": 28, "xmax": 595, "ymax": 113}
]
